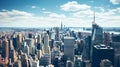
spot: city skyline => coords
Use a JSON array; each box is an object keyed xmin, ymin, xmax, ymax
[{"xmin": 0, "ymin": 0, "xmax": 120, "ymax": 27}]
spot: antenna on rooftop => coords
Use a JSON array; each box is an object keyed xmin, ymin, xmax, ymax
[{"xmin": 92, "ymin": 1, "xmax": 95, "ymax": 24}]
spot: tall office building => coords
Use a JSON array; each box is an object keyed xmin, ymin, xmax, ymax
[
  {"xmin": 61, "ymin": 22, "xmax": 63, "ymax": 30},
  {"xmin": 2, "ymin": 39, "xmax": 9, "ymax": 65},
  {"xmin": 104, "ymin": 32, "xmax": 111, "ymax": 46},
  {"xmin": 9, "ymin": 50, "xmax": 17, "ymax": 63},
  {"xmin": 42, "ymin": 32, "xmax": 50, "ymax": 54},
  {"xmin": 115, "ymin": 55, "xmax": 120, "ymax": 67},
  {"xmin": 92, "ymin": 44, "xmax": 114, "ymax": 67},
  {"xmin": 55, "ymin": 27, "xmax": 60, "ymax": 41},
  {"xmin": 12, "ymin": 36, "xmax": 17, "ymax": 50},
  {"xmin": 92, "ymin": 23, "xmax": 103, "ymax": 45},
  {"xmin": 2, "ymin": 39, "xmax": 9, "ymax": 58},
  {"xmin": 39, "ymin": 54, "xmax": 51, "ymax": 66},
  {"xmin": 82, "ymin": 36, "xmax": 91, "ymax": 60},
  {"xmin": 110, "ymin": 34, "xmax": 120, "ymax": 67},
  {"xmin": 31, "ymin": 60, "xmax": 39, "ymax": 67},
  {"xmin": 90, "ymin": 9, "xmax": 103, "ymax": 63},
  {"xmin": 91, "ymin": 7, "xmax": 103, "ymax": 45},
  {"xmin": 64, "ymin": 37, "xmax": 75, "ymax": 62},
  {"xmin": 25, "ymin": 38, "xmax": 34, "ymax": 47},
  {"xmin": 21, "ymin": 54, "xmax": 29, "ymax": 67},
  {"xmin": 28, "ymin": 33, "xmax": 33, "ymax": 38},
  {"xmin": 17, "ymin": 33, "xmax": 23, "ymax": 49},
  {"xmin": 25, "ymin": 38, "xmax": 35, "ymax": 55},
  {"xmin": 13, "ymin": 60, "xmax": 22, "ymax": 67},
  {"xmin": 37, "ymin": 34, "xmax": 41, "ymax": 44}
]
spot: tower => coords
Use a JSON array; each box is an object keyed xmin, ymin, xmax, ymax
[
  {"xmin": 2, "ymin": 39, "xmax": 9, "ymax": 59},
  {"xmin": 92, "ymin": 44, "xmax": 114, "ymax": 67},
  {"xmin": 55, "ymin": 27, "xmax": 60, "ymax": 41},
  {"xmin": 64, "ymin": 37, "xmax": 75, "ymax": 62},
  {"xmin": 37, "ymin": 34, "xmax": 41, "ymax": 44},
  {"xmin": 43, "ymin": 32, "xmax": 50, "ymax": 54},
  {"xmin": 17, "ymin": 33, "xmax": 23, "ymax": 49},
  {"xmin": 90, "ymin": 6, "xmax": 103, "ymax": 63},
  {"xmin": 61, "ymin": 21, "xmax": 63, "ymax": 30}
]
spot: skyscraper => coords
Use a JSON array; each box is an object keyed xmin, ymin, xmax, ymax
[
  {"xmin": 39, "ymin": 54, "xmax": 51, "ymax": 66},
  {"xmin": 90, "ymin": 9, "xmax": 103, "ymax": 64},
  {"xmin": 92, "ymin": 44, "xmax": 114, "ymax": 67},
  {"xmin": 92, "ymin": 23, "xmax": 103, "ymax": 45},
  {"xmin": 82, "ymin": 36, "xmax": 91, "ymax": 60},
  {"xmin": 55, "ymin": 27, "xmax": 60, "ymax": 41},
  {"xmin": 91, "ymin": 6, "xmax": 103, "ymax": 45},
  {"xmin": 104, "ymin": 32, "xmax": 111, "ymax": 46},
  {"xmin": 17, "ymin": 33, "xmax": 23, "ymax": 49},
  {"xmin": 2, "ymin": 39, "xmax": 9, "ymax": 60},
  {"xmin": 61, "ymin": 22, "xmax": 63, "ymax": 30},
  {"xmin": 110, "ymin": 34, "xmax": 120, "ymax": 67},
  {"xmin": 42, "ymin": 32, "xmax": 50, "ymax": 54},
  {"xmin": 64, "ymin": 37, "xmax": 75, "ymax": 62},
  {"xmin": 37, "ymin": 34, "xmax": 41, "ymax": 44}
]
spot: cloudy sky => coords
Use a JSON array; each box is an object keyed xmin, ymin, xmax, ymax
[{"xmin": 0, "ymin": 0, "xmax": 120, "ymax": 27}]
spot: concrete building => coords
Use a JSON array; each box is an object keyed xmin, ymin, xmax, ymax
[
  {"xmin": 100, "ymin": 59, "xmax": 113, "ymax": 67},
  {"xmin": 42, "ymin": 32, "xmax": 50, "ymax": 54},
  {"xmin": 92, "ymin": 44, "xmax": 114, "ymax": 67},
  {"xmin": 64, "ymin": 37, "xmax": 75, "ymax": 62}
]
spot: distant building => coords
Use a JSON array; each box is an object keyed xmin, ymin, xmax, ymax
[
  {"xmin": 28, "ymin": 33, "xmax": 33, "ymax": 38},
  {"xmin": 55, "ymin": 27, "xmax": 60, "ymax": 41}
]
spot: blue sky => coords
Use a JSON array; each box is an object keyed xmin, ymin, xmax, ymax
[{"xmin": 0, "ymin": 0, "xmax": 120, "ymax": 27}]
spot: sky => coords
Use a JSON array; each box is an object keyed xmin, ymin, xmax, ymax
[{"xmin": 0, "ymin": 0, "xmax": 120, "ymax": 27}]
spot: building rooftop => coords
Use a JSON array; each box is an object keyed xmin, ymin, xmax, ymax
[{"xmin": 94, "ymin": 44, "xmax": 113, "ymax": 49}]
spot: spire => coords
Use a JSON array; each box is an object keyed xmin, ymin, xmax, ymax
[
  {"xmin": 61, "ymin": 21, "xmax": 63, "ymax": 30},
  {"xmin": 92, "ymin": 1, "xmax": 95, "ymax": 24},
  {"xmin": 93, "ymin": 8, "xmax": 95, "ymax": 24}
]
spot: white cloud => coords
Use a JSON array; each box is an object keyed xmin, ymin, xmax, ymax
[
  {"xmin": 41, "ymin": 8, "xmax": 46, "ymax": 10},
  {"xmin": 43, "ymin": 11, "xmax": 51, "ymax": 14},
  {"xmin": 60, "ymin": 1, "xmax": 91, "ymax": 12},
  {"xmin": 0, "ymin": 10, "xmax": 66, "ymax": 27},
  {"xmin": 110, "ymin": 0, "xmax": 120, "ymax": 4},
  {"xmin": 48, "ymin": 13, "xmax": 66, "ymax": 18},
  {"xmin": 31, "ymin": 6, "xmax": 37, "ymax": 8},
  {"xmin": 43, "ymin": 11, "xmax": 66, "ymax": 18},
  {"xmin": 0, "ymin": 8, "xmax": 120, "ymax": 27}
]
